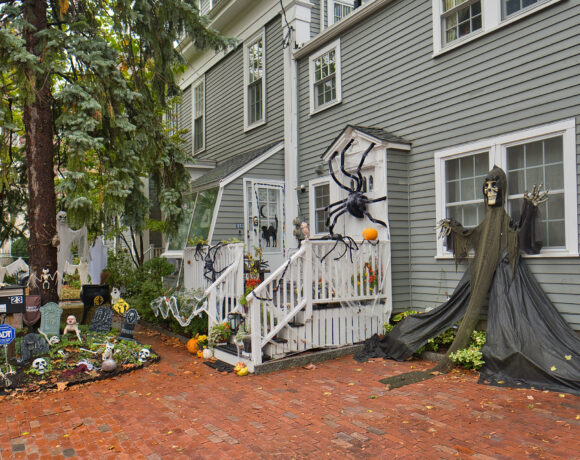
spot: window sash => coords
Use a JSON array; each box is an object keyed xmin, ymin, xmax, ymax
[
  {"xmin": 193, "ymin": 80, "xmax": 204, "ymax": 153},
  {"xmin": 435, "ymin": 120, "xmax": 576, "ymax": 257},
  {"xmin": 502, "ymin": 0, "xmax": 540, "ymax": 18},
  {"xmin": 314, "ymin": 184, "xmax": 330, "ymax": 234},
  {"xmin": 247, "ymin": 79, "xmax": 263, "ymax": 125}
]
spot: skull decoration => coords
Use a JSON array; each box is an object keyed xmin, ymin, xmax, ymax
[
  {"xmin": 483, "ymin": 174, "xmax": 502, "ymax": 207},
  {"xmin": 49, "ymin": 336, "xmax": 60, "ymax": 346},
  {"xmin": 32, "ymin": 358, "xmax": 48, "ymax": 374},
  {"xmin": 102, "ymin": 342, "xmax": 115, "ymax": 361},
  {"xmin": 138, "ymin": 348, "xmax": 151, "ymax": 363}
]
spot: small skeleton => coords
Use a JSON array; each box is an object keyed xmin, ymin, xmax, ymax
[
  {"xmin": 62, "ymin": 315, "xmax": 82, "ymax": 342},
  {"xmin": 102, "ymin": 342, "xmax": 115, "ymax": 361},
  {"xmin": 48, "ymin": 335, "xmax": 60, "ymax": 346},
  {"xmin": 39, "ymin": 268, "xmax": 57, "ymax": 290}
]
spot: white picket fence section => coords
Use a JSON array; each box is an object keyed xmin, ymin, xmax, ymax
[
  {"xmin": 151, "ymin": 243, "xmax": 244, "ymax": 326},
  {"xmin": 246, "ymin": 239, "xmax": 392, "ymax": 366}
]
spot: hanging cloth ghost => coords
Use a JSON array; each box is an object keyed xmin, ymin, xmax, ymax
[{"xmin": 56, "ymin": 211, "xmax": 90, "ymax": 294}]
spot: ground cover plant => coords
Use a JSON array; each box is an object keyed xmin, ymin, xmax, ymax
[{"xmin": 0, "ymin": 325, "xmax": 158, "ymax": 395}]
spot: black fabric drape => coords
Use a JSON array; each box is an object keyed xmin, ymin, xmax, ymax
[
  {"xmin": 354, "ymin": 270, "xmax": 471, "ymax": 362},
  {"xmin": 479, "ymin": 256, "xmax": 580, "ymax": 395}
]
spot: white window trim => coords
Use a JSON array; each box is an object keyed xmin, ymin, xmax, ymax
[
  {"xmin": 309, "ymin": 38, "xmax": 342, "ymax": 115},
  {"xmin": 434, "ymin": 118, "xmax": 578, "ymax": 259},
  {"xmin": 432, "ymin": 0, "xmax": 564, "ymax": 56},
  {"xmin": 192, "ymin": 75, "xmax": 205, "ymax": 155},
  {"xmin": 243, "ymin": 29, "xmax": 267, "ymax": 132},
  {"xmin": 309, "ymin": 177, "xmax": 331, "ymax": 237},
  {"xmin": 327, "ymin": 0, "xmax": 355, "ymax": 27}
]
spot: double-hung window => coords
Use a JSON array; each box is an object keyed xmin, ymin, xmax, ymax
[
  {"xmin": 309, "ymin": 39, "xmax": 342, "ymax": 114},
  {"xmin": 244, "ymin": 30, "xmax": 266, "ymax": 130},
  {"xmin": 434, "ymin": 119, "xmax": 577, "ymax": 258},
  {"xmin": 309, "ymin": 178, "xmax": 331, "ymax": 235},
  {"xmin": 433, "ymin": 0, "xmax": 563, "ymax": 54},
  {"xmin": 193, "ymin": 77, "xmax": 205, "ymax": 154}
]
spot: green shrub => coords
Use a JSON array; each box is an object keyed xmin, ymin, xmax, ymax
[{"xmin": 449, "ymin": 330, "xmax": 487, "ymax": 369}]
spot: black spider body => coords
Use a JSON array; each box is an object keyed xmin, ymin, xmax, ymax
[
  {"xmin": 346, "ymin": 192, "xmax": 367, "ymax": 218},
  {"xmin": 324, "ymin": 138, "xmax": 388, "ymax": 235}
]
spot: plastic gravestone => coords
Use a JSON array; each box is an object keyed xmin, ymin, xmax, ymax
[
  {"xmin": 117, "ymin": 308, "xmax": 140, "ymax": 342},
  {"xmin": 89, "ymin": 306, "xmax": 114, "ymax": 333},
  {"xmin": 19, "ymin": 333, "xmax": 49, "ymax": 362},
  {"xmin": 39, "ymin": 303, "xmax": 63, "ymax": 339}
]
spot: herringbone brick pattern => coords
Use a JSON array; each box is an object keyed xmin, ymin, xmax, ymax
[{"xmin": 0, "ymin": 327, "xmax": 578, "ymax": 459}]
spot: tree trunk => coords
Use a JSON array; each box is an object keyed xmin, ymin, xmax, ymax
[{"xmin": 23, "ymin": 0, "xmax": 58, "ymax": 304}]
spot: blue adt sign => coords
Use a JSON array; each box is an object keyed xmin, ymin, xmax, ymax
[{"xmin": 0, "ymin": 324, "xmax": 15, "ymax": 345}]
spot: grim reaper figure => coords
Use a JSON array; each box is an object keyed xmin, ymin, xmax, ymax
[{"xmin": 356, "ymin": 166, "xmax": 580, "ymax": 395}]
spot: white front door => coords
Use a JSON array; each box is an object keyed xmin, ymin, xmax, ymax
[{"xmin": 245, "ymin": 180, "xmax": 285, "ymax": 269}]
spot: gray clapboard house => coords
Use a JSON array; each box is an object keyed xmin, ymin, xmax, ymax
[{"xmin": 164, "ymin": 0, "xmax": 579, "ymax": 359}]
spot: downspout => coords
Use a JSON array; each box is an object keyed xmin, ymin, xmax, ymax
[{"xmin": 282, "ymin": 1, "xmax": 312, "ymax": 256}]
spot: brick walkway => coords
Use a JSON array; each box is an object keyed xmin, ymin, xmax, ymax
[{"xmin": 0, "ymin": 327, "xmax": 578, "ymax": 459}]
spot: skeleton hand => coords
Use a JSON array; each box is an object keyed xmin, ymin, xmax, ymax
[
  {"xmin": 435, "ymin": 219, "xmax": 453, "ymax": 239},
  {"xmin": 524, "ymin": 184, "xmax": 549, "ymax": 207}
]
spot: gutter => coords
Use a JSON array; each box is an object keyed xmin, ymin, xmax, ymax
[{"xmin": 293, "ymin": 0, "xmax": 395, "ymax": 60}]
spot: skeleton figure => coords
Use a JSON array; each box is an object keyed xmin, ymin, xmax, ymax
[
  {"xmin": 62, "ymin": 315, "xmax": 82, "ymax": 342},
  {"xmin": 102, "ymin": 342, "xmax": 115, "ymax": 361},
  {"xmin": 39, "ymin": 268, "xmax": 57, "ymax": 290},
  {"xmin": 325, "ymin": 139, "xmax": 387, "ymax": 235}
]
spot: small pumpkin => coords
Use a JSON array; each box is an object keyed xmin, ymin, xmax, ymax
[
  {"xmin": 202, "ymin": 348, "xmax": 214, "ymax": 359},
  {"xmin": 187, "ymin": 337, "xmax": 199, "ymax": 354},
  {"xmin": 196, "ymin": 349, "xmax": 204, "ymax": 358},
  {"xmin": 362, "ymin": 228, "xmax": 378, "ymax": 241}
]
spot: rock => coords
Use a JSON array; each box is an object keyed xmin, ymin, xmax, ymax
[{"xmin": 101, "ymin": 359, "xmax": 117, "ymax": 372}]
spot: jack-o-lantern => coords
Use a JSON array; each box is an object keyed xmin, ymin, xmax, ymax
[{"xmin": 186, "ymin": 337, "xmax": 199, "ymax": 354}]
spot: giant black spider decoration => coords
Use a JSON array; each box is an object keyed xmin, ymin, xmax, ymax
[
  {"xmin": 325, "ymin": 139, "xmax": 388, "ymax": 235},
  {"xmin": 197, "ymin": 242, "xmax": 230, "ymax": 283}
]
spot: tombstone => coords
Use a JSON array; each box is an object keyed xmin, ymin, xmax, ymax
[
  {"xmin": 39, "ymin": 302, "xmax": 63, "ymax": 339},
  {"xmin": 89, "ymin": 305, "xmax": 114, "ymax": 333},
  {"xmin": 23, "ymin": 295, "xmax": 42, "ymax": 327},
  {"xmin": 117, "ymin": 308, "xmax": 139, "ymax": 342},
  {"xmin": 19, "ymin": 333, "xmax": 49, "ymax": 362}
]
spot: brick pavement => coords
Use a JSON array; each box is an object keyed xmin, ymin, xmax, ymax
[{"xmin": 0, "ymin": 327, "xmax": 578, "ymax": 459}]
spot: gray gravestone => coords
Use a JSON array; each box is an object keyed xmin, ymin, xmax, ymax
[
  {"xmin": 19, "ymin": 333, "xmax": 49, "ymax": 362},
  {"xmin": 89, "ymin": 306, "xmax": 114, "ymax": 333},
  {"xmin": 39, "ymin": 302, "xmax": 63, "ymax": 339},
  {"xmin": 117, "ymin": 308, "xmax": 139, "ymax": 341}
]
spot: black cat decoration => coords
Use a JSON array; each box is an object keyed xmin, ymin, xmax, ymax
[{"xmin": 261, "ymin": 215, "xmax": 278, "ymax": 247}]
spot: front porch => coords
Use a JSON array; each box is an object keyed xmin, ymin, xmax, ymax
[{"xmin": 152, "ymin": 238, "xmax": 392, "ymax": 372}]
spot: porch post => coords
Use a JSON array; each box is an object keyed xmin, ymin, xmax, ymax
[{"xmin": 304, "ymin": 240, "xmax": 313, "ymax": 319}]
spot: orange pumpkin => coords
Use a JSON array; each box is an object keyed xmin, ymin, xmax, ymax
[
  {"xmin": 187, "ymin": 337, "xmax": 199, "ymax": 354},
  {"xmin": 362, "ymin": 228, "xmax": 378, "ymax": 240}
]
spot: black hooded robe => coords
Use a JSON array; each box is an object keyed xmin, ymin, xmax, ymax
[{"xmin": 355, "ymin": 167, "xmax": 580, "ymax": 395}]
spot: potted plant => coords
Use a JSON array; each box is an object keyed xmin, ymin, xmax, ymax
[{"xmin": 208, "ymin": 322, "xmax": 232, "ymax": 348}]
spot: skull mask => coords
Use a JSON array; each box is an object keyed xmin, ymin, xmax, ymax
[
  {"xmin": 483, "ymin": 175, "xmax": 502, "ymax": 207},
  {"xmin": 138, "ymin": 349, "xmax": 151, "ymax": 363},
  {"xmin": 32, "ymin": 358, "xmax": 48, "ymax": 374}
]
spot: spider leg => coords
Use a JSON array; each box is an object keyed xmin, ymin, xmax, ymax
[
  {"xmin": 326, "ymin": 204, "xmax": 347, "ymax": 220},
  {"xmin": 355, "ymin": 142, "xmax": 375, "ymax": 192},
  {"xmin": 363, "ymin": 211, "xmax": 388, "ymax": 229},
  {"xmin": 328, "ymin": 209, "xmax": 347, "ymax": 235},
  {"xmin": 362, "ymin": 195, "xmax": 387, "ymax": 204},
  {"xmin": 325, "ymin": 198, "xmax": 347, "ymax": 211},
  {"xmin": 339, "ymin": 139, "xmax": 359, "ymax": 188},
  {"xmin": 329, "ymin": 152, "xmax": 353, "ymax": 192},
  {"xmin": 326, "ymin": 204, "xmax": 347, "ymax": 228}
]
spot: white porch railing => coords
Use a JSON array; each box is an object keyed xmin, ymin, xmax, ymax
[
  {"xmin": 151, "ymin": 243, "xmax": 244, "ymax": 326},
  {"xmin": 246, "ymin": 239, "xmax": 391, "ymax": 366}
]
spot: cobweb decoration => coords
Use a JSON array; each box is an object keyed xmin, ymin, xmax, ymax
[{"xmin": 150, "ymin": 290, "xmax": 209, "ymax": 327}]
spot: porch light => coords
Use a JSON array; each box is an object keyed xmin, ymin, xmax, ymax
[{"xmin": 228, "ymin": 312, "xmax": 243, "ymax": 333}]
